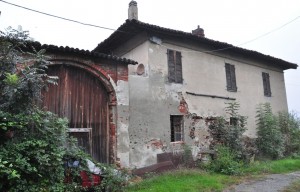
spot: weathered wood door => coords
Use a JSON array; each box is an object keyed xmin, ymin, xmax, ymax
[{"xmin": 43, "ymin": 65, "xmax": 109, "ymax": 163}]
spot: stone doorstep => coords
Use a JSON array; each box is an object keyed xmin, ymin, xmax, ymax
[{"xmin": 132, "ymin": 161, "xmax": 175, "ymax": 176}]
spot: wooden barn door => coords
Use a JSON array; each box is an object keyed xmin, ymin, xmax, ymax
[{"xmin": 43, "ymin": 65, "xmax": 109, "ymax": 163}]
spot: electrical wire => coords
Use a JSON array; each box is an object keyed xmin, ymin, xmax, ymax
[
  {"xmin": 237, "ymin": 16, "xmax": 300, "ymax": 47},
  {"xmin": 161, "ymin": 15, "xmax": 300, "ymax": 54},
  {"xmin": 0, "ymin": 0, "xmax": 118, "ymax": 31}
]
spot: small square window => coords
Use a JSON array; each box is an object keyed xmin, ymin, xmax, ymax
[
  {"xmin": 170, "ymin": 115, "xmax": 184, "ymax": 142},
  {"xmin": 68, "ymin": 128, "xmax": 92, "ymax": 154},
  {"xmin": 230, "ymin": 117, "xmax": 238, "ymax": 126}
]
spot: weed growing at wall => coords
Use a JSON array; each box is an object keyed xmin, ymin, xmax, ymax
[
  {"xmin": 208, "ymin": 145, "xmax": 243, "ymax": 175},
  {"xmin": 205, "ymin": 101, "xmax": 300, "ymax": 175},
  {"xmin": 207, "ymin": 102, "xmax": 249, "ymax": 175},
  {"xmin": 182, "ymin": 144, "xmax": 193, "ymax": 167},
  {"xmin": 209, "ymin": 102, "xmax": 248, "ymax": 159},
  {"xmin": 256, "ymin": 103, "xmax": 284, "ymax": 159}
]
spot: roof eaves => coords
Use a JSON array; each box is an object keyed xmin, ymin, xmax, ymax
[
  {"xmin": 94, "ymin": 19, "xmax": 297, "ymax": 70},
  {"xmin": 25, "ymin": 41, "xmax": 137, "ymax": 65}
]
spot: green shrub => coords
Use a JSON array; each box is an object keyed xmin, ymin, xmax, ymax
[
  {"xmin": 0, "ymin": 110, "xmax": 68, "ymax": 191},
  {"xmin": 208, "ymin": 145, "xmax": 243, "ymax": 175}
]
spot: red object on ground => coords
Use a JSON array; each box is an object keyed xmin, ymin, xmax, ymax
[{"xmin": 80, "ymin": 171, "xmax": 101, "ymax": 187}]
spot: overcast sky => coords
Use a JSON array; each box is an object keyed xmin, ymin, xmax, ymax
[{"xmin": 1, "ymin": 0, "xmax": 299, "ymax": 113}]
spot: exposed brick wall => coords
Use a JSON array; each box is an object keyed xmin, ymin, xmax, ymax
[{"xmin": 49, "ymin": 54, "xmax": 130, "ymax": 83}]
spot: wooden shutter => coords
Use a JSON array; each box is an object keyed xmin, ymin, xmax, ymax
[
  {"xmin": 168, "ymin": 49, "xmax": 183, "ymax": 83},
  {"xmin": 225, "ymin": 63, "xmax": 237, "ymax": 92},
  {"xmin": 225, "ymin": 63, "xmax": 232, "ymax": 89},
  {"xmin": 175, "ymin": 51, "xmax": 183, "ymax": 83},
  {"xmin": 230, "ymin": 64, "xmax": 237, "ymax": 91},
  {"xmin": 168, "ymin": 49, "xmax": 176, "ymax": 83},
  {"xmin": 262, "ymin": 72, "xmax": 271, "ymax": 97}
]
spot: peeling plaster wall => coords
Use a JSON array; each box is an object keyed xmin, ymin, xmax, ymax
[
  {"xmin": 176, "ymin": 42, "xmax": 288, "ymax": 137},
  {"xmin": 117, "ymin": 35, "xmax": 288, "ymax": 168},
  {"xmin": 122, "ymin": 40, "xmax": 186, "ymax": 168},
  {"xmin": 183, "ymin": 117, "xmax": 212, "ymax": 160},
  {"xmin": 115, "ymin": 80, "xmax": 130, "ymax": 167}
]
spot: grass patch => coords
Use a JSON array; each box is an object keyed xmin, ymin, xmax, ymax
[
  {"xmin": 126, "ymin": 158, "xmax": 300, "ymax": 192},
  {"xmin": 243, "ymin": 158, "xmax": 300, "ymax": 175},
  {"xmin": 126, "ymin": 169, "xmax": 241, "ymax": 192},
  {"xmin": 268, "ymin": 158, "xmax": 300, "ymax": 173}
]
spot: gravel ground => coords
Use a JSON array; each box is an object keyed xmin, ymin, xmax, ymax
[{"xmin": 223, "ymin": 171, "xmax": 300, "ymax": 192}]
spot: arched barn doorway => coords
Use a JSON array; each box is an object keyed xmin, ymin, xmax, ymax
[{"xmin": 43, "ymin": 64, "xmax": 110, "ymax": 163}]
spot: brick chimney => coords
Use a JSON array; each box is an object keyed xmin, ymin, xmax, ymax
[
  {"xmin": 192, "ymin": 25, "xmax": 205, "ymax": 37},
  {"xmin": 128, "ymin": 0, "xmax": 138, "ymax": 20}
]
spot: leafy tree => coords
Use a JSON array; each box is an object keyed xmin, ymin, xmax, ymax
[
  {"xmin": 278, "ymin": 111, "xmax": 300, "ymax": 156},
  {"xmin": 0, "ymin": 27, "xmax": 68, "ymax": 191},
  {"xmin": 0, "ymin": 27, "xmax": 58, "ymax": 113},
  {"xmin": 256, "ymin": 103, "xmax": 284, "ymax": 159}
]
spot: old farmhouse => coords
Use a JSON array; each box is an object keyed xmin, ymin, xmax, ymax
[{"xmin": 42, "ymin": 1, "xmax": 297, "ymax": 169}]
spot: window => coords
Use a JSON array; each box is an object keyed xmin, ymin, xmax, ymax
[
  {"xmin": 170, "ymin": 115, "xmax": 184, "ymax": 142},
  {"xmin": 68, "ymin": 128, "xmax": 92, "ymax": 154},
  {"xmin": 230, "ymin": 117, "xmax": 238, "ymax": 126},
  {"xmin": 262, "ymin": 72, "xmax": 271, "ymax": 97},
  {"xmin": 225, "ymin": 63, "xmax": 237, "ymax": 92},
  {"xmin": 167, "ymin": 49, "xmax": 183, "ymax": 83}
]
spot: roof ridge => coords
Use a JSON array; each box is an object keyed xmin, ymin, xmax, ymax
[{"xmin": 94, "ymin": 19, "xmax": 297, "ymax": 70}]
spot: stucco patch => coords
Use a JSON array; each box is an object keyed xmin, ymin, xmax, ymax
[
  {"xmin": 116, "ymin": 80, "xmax": 129, "ymax": 105},
  {"xmin": 151, "ymin": 86, "xmax": 167, "ymax": 100},
  {"xmin": 119, "ymin": 152, "xmax": 130, "ymax": 167},
  {"xmin": 118, "ymin": 122, "xmax": 130, "ymax": 147},
  {"xmin": 130, "ymin": 140, "xmax": 165, "ymax": 168},
  {"xmin": 165, "ymin": 84, "xmax": 183, "ymax": 101}
]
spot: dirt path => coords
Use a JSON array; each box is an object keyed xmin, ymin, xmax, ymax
[{"xmin": 224, "ymin": 171, "xmax": 300, "ymax": 192}]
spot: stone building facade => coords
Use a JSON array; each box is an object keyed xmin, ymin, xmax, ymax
[{"xmin": 92, "ymin": 1, "xmax": 298, "ymax": 168}]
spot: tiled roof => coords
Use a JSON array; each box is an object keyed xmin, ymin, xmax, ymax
[
  {"xmin": 28, "ymin": 41, "xmax": 138, "ymax": 65},
  {"xmin": 94, "ymin": 19, "xmax": 297, "ymax": 70}
]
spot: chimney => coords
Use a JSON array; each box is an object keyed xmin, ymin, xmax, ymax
[
  {"xmin": 128, "ymin": 0, "xmax": 138, "ymax": 20},
  {"xmin": 192, "ymin": 25, "xmax": 205, "ymax": 37}
]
